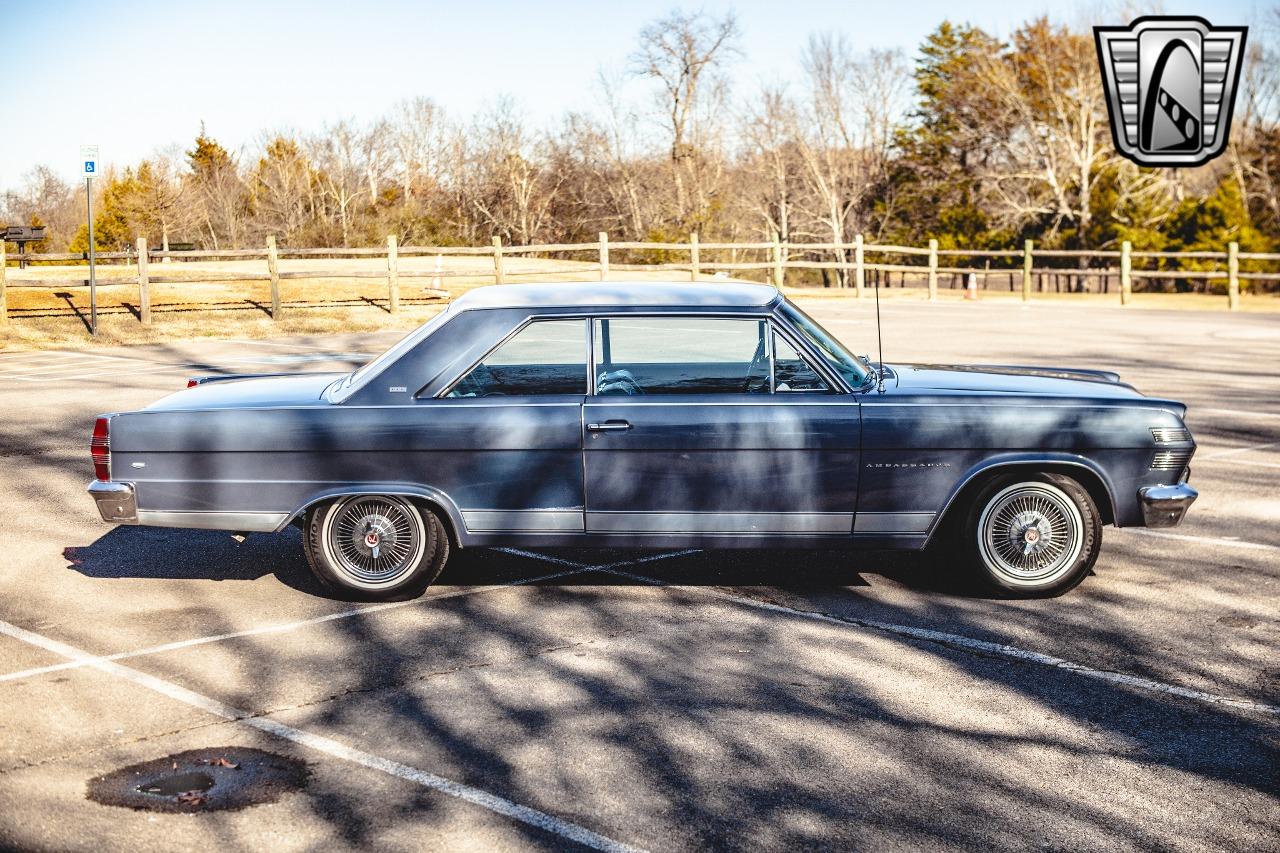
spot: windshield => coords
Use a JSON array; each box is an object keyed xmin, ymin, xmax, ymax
[
  {"xmin": 779, "ymin": 301, "xmax": 869, "ymax": 388},
  {"xmin": 329, "ymin": 305, "xmax": 455, "ymax": 400}
]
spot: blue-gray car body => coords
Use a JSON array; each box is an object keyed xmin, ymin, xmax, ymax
[{"xmin": 88, "ymin": 282, "xmax": 1198, "ymax": 550}]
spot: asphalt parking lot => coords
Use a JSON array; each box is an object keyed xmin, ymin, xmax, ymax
[{"xmin": 0, "ymin": 298, "xmax": 1277, "ymax": 851}]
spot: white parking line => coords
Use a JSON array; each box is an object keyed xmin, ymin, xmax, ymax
[
  {"xmin": 1196, "ymin": 407, "xmax": 1280, "ymax": 421},
  {"xmin": 1128, "ymin": 529, "xmax": 1280, "ymax": 552},
  {"xmin": 0, "ymin": 617, "xmax": 643, "ymax": 853},
  {"xmin": 1198, "ymin": 441, "xmax": 1280, "ymax": 460},
  {"xmin": 0, "ymin": 550, "xmax": 700, "ymax": 687},
  {"xmin": 597, "ymin": 564, "xmax": 1280, "ymax": 717},
  {"xmin": 0, "ymin": 566, "xmax": 588, "ymax": 685}
]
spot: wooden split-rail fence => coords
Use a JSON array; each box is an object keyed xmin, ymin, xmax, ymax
[{"xmin": 2, "ymin": 232, "xmax": 1276, "ymax": 327}]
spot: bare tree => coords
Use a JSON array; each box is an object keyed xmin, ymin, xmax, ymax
[
  {"xmin": 1233, "ymin": 15, "xmax": 1280, "ymax": 235},
  {"xmin": 794, "ymin": 36, "xmax": 908, "ymax": 284},
  {"xmin": 1, "ymin": 166, "xmax": 80, "ymax": 249},
  {"xmin": 186, "ymin": 128, "xmax": 246, "ymax": 249},
  {"xmin": 361, "ymin": 119, "xmax": 393, "ymax": 203},
  {"xmin": 463, "ymin": 99, "xmax": 563, "ymax": 244},
  {"xmin": 391, "ymin": 97, "xmax": 446, "ymax": 202},
  {"xmin": 309, "ymin": 119, "xmax": 367, "ymax": 245},
  {"xmin": 977, "ymin": 19, "xmax": 1117, "ymax": 242},
  {"xmin": 249, "ymin": 134, "xmax": 314, "ymax": 243},
  {"xmin": 630, "ymin": 9, "xmax": 740, "ymax": 227},
  {"xmin": 741, "ymin": 85, "xmax": 800, "ymax": 241}
]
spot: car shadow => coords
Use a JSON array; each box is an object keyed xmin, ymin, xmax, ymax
[{"xmin": 63, "ymin": 526, "xmax": 973, "ymax": 600}]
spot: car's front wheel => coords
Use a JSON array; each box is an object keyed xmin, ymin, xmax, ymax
[
  {"xmin": 961, "ymin": 473, "xmax": 1101, "ymax": 598},
  {"xmin": 302, "ymin": 495, "xmax": 449, "ymax": 599}
]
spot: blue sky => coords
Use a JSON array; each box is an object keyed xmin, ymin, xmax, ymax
[{"xmin": 0, "ymin": 0, "xmax": 1268, "ymax": 190}]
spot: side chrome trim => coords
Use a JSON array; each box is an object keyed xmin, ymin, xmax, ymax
[
  {"xmin": 461, "ymin": 510, "xmax": 584, "ymax": 532},
  {"xmin": 853, "ymin": 512, "xmax": 936, "ymax": 534},
  {"xmin": 585, "ymin": 511, "xmax": 852, "ymax": 534},
  {"xmin": 135, "ymin": 510, "xmax": 288, "ymax": 532},
  {"xmin": 87, "ymin": 480, "xmax": 138, "ymax": 524}
]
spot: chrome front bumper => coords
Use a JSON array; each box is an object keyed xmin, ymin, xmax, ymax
[
  {"xmin": 1138, "ymin": 483, "xmax": 1198, "ymax": 528},
  {"xmin": 88, "ymin": 481, "xmax": 138, "ymax": 524}
]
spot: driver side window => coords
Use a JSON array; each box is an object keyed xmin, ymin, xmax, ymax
[{"xmin": 592, "ymin": 317, "xmax": 770, "ymax": 395}]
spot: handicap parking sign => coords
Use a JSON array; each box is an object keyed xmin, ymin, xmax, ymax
[{"xmin": 80, "ymin": 145, "xmax": 99, "ymax": 178}]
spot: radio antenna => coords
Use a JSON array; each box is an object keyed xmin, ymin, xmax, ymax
[{"xmin": 873, "ymin": 264, "xmax": 885, "ymax": 393}]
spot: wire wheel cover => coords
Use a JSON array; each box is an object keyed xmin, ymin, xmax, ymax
[
  {"xmin": 326, "ymin": 497, "xmax": 423, "ymax": 585},
  {"xmin": 977, "ymin": 483, "xmax": 1083, "ymax": 585}
]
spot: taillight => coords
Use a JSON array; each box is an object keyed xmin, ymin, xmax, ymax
[
  {"xmin": 187, "ymin": 378, "xmax": 200, "ymax": 388},
  {"xmin": 91, "ymin": 417, "xmax": 111, "ymax": 481}
]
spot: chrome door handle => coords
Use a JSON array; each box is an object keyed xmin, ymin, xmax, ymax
[{"xmin": 586, "ymin": 420, "xmax": 631, "ymax": 432}]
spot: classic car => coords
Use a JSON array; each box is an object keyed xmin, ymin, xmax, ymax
[{"xmin": 88, "ymin": 281, "xmax": 1198, "ymax": 599}]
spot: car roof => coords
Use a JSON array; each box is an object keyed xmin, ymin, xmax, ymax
[{"xmin": 452, "ymin": 280, "xmax": 780, "ymax": 310}]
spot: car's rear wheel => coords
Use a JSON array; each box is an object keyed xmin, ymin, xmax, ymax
[
  {"xmin": 302, "ymin": 495, "xmax": 449, "ymax": 600},
  {"xmin": 961, "ymin": 473, "xmax": 1101, "ymax": 598}
]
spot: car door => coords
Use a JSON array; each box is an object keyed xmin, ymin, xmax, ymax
[
  {"xmin": 427, "ymin": 317, "xmax": 588, "ymax": 534},
  {"xmin": 582, "ymin": 314, "xmax": 861, "ymax": 536}
]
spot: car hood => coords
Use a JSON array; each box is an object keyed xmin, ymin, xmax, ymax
[
  {"xmin": 145, "ymin": 373, "xmax": 344, "ymax": 411},
  {"xmin": 886, "ymin": 363, "xmax": 1142, "ymax": 398}
]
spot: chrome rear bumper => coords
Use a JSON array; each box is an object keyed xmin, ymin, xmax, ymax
[
  {"xmin": 88, "ymin": 481, "xmax": 138, "ymax": 524},
  {"xmin": 1138, "ymin": 483, "xmax": 1198, "ymax": 528}
]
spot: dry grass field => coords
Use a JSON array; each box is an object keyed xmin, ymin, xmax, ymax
[{"xmin": 3, "ymin": 254, "xmax": 1278, "ymax": 351}]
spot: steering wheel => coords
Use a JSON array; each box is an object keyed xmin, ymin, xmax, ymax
[
  {"xmin": 597, "ymin": 369, "xmax": 644, "ymax": 396},
  {"xmin": 744, "ymin": 336, "xmax": 770, "ymax": 393}
]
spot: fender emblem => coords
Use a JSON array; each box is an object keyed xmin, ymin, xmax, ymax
[{"xmin": 865, "ymin": 462, "xmax": 952, "ymax": 469}]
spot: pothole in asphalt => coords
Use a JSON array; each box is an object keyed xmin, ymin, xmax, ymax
[{"xmin": 86, "ymin": 747, "xmax": 308, "ymax": 812}]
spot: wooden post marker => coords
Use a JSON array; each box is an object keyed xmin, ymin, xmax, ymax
[
  {"xmin": 492, "ymin": 236, "xmax": 505, "ymax": 284},
  {"xmin": 1120, "ymin": 240, "xmax": 1132, "ymax": 306},
  {"xmin": 927, "ymin": 238, "xmax": 938, "ymax": 301},
  {"xmin": 0, "ymin": 239, "xmax": 7, "ymax": 327},
  {"xmin": 266, "ymin": 235, "xmax": 281, "ymax": 319},
  {"xmin": 854, "ymin": 233, "xmax": 865, "ymax": 299},
  {"xmin": 772, "ymin": 232, "xmax": 784, "ymax": 288},
  {"xmin": 1022, "ymin": 239, "xmax": 1033, "ymax": 302},
  {"xmin": 387, "ymin": 234, "xmax": 400, "ymax": 314},
  {"xmin": 1228, "ymin": 241, "xmax": 1240, "ymax": 311},
  {"xmin": 690, "ymin": 232, "xmax": 700, "ymax": 281},
  {"xmin": 137, "ymin": 237, "xmax": 151, "ymax": 326},
  {"xmin": 599, "ymin": 232, "xmax": 609, "ymax": 281}
]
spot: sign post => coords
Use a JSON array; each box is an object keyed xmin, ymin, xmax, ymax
[{"xmin": 81, "ymin": 145, "xmax": 99, "ymax": 335}]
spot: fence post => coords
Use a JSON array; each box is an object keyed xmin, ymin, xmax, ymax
[
  {"xmin": 599, "ymin": 232, "xmax": 609, "ymax": 281},
  {"xmin": 0, "ymin": 239, "xmax": 7, "ymax": 327},
  {"xmin": 137, "ymin": 237, "xmax": 151, "ymax": 326},
  {"xmin": 690, "ymin": 232, "xmax": 700, "ymax": 281},
  {"xmin": 266, "ymin": 235, "xmax": 281, "ymax": 319},
  {"xmin": 854, "ymin": 233, "xmax": 865, "ymax": 299},
  {"xmin": 492, "ymin": 236, "xmax": 505, "ymax": 284},
  {"xmin": 387, "ymin": 234, "xmax": 400, "ymax": 314},
  {"xmin": 1022, "ymin": 239, "xmax": 1033, "ymax": 301},
  {"xmin": 1120, "ymin": 240, "xmax": 1132, "ymax": 306},
  {"xmin": 0, "ymin": 236, "xmax": 7, "ymax": 326},
  {"xmin": 772, "ymin": 231, "xmax": 784, "ymax": 288},
  {"xmin": 927, "ymin": 238, "xmax": 938, "ymax": 301},
  {"xmin": 1228, "ymin": 241, "xmax": 1240, "ymax": 311}
]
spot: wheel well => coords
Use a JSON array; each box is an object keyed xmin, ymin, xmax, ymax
[
  {"xmin": 936, "ymin": 463, "xmax": 1115, "ymax": 535},
  {"xmin": 408, "ymin": 497, "xmax": 461, "ymax": 548},
  {"xmin": 290, "ymin": 493, "xmax": 463, "ymax": 548}
]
